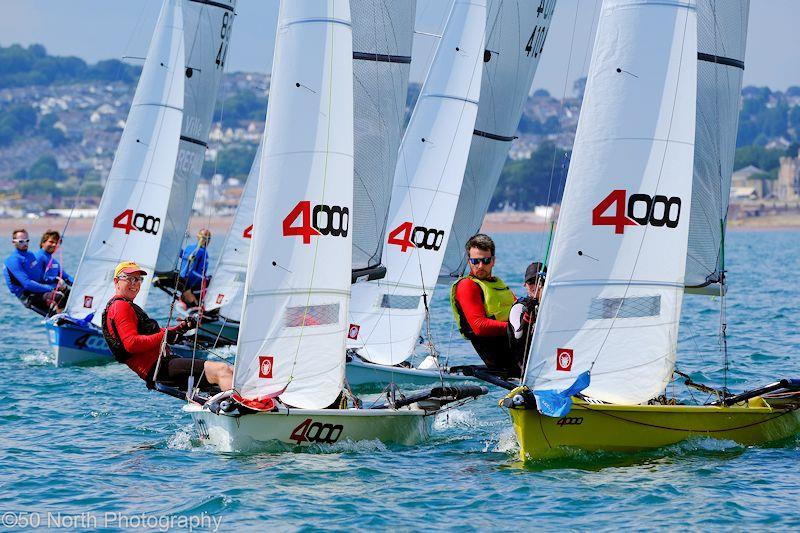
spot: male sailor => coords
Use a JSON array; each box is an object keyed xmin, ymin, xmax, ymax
[
  {"xmin": 3, "ymin": 228, "xmax": 67, "ymax": 315},
  {"xmin": 507, "ymin": 262, "xmax": 546, "ymax": 373},
  {"xmin": 450, "ymin": 234, "xmax": 522, "ymax": 377},
  {"xmin": 177, "ymin": 229, "xmax": 212, "ymax": 307},
  {"xmin": 102, "ymin": 260, "xmax": 233, "ymax": 391},
  {"xmin": 35, "ymin": 230, "xmax": 73, "ymax": 301}
]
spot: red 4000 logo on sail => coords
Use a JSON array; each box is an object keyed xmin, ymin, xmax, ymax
[
  {"xmin": 282, "ymin": 201, "xmax": 349, "ymax": 243},
  {"xmin": 592, "ymin": 190, "xmax": 681, "ymax": 234}
]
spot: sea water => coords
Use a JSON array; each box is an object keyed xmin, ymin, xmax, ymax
[{"xmin": 1, "ymin": 230, "xmax": 799, "ymax": 530}]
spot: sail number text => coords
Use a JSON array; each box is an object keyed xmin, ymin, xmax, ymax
[
  {"xmin": 113, "ymin": 209, "xmax": 161, "ymax": 235},
  {"xmin": 289, "ymin": 418, "xmax": 343, "ymax": 445},
  {"xmin": 215, "ymin": 12, "xmax": 232, "ymax": 69},
  {"xmin": 592, "ymin": 190, "xmax": 681, "ymax": 234},
  {"xmin": 387, "ymin": 222, "xmax": 445, "ymax": 252},
  {"xmin": 283, "ymin": 201, "xmax": 349, "ymax": 244},
  {"xmin": 525, "ymin": 0, "xmax": 556, "ymax": 58}
]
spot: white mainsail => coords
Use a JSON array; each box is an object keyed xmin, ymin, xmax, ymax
[
  {"xmin": 351, "ymin": 0, "xmax": 415, "ymax": 279},
  {"xmin": 155, "ymin": 0, "xmax": 236, "ymax": 273},
  {"xmin": 685, "ymin": 0, "xmax": 749, "ymax": 292},
  {"xmin": 233, "ymin": 0, "xmax": 353, "ymax": 409},
  {"xmin": 524, "ymin": 0, "xmax": 697, "ymax": 405},
  {"xmin": 347, "ymin": 0, "xmax": 486, "ymax": 365},
  {"xmin": 66, "ymin": 0, "xmax": 185, "ymax": 325},
  {"xmin": 439, "ymin": 0, "xmax": 557, "ymax": 282},
  {"xmin": 203, "ymin": 142, "xmax": 260, "ymax": 319}
]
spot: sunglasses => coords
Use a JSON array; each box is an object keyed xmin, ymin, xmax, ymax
[
  {"xmin": 117, "ymin": 275, "xmax": 144, "ymax": 284},
  {"xmin": 468, "ymin": 257, "xmax": 494, "ymax": 265},
  {"xmin": 13, "ymin": 239, "xmax": 30, "ymax": 244}
]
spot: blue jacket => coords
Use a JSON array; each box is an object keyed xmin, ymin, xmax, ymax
[
  {"xmin": 179, "ymin": 243, "xmax": 209, "ymax": 289},
  {"xmin": 3, "ymin": 248, "xmax": 57, "ymax": 298},
  {"xmin": 35, "ymin": 248, "xmax": 74, "ymax": 285}
]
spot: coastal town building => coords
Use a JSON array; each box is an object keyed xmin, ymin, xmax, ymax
[{"xmin": 777, "ymin": 148, "xmax": 800, "ymax": 200}]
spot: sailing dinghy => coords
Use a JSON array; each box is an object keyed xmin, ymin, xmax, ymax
[
  {"xmin": 46, "ymin": 0, "xmax": 233, "ymax": 365},
  {"xmin": 500, "ymin": 0, "xmax": 800, "ymax": 460},
  {"xmin": 183, "ymin": 0, "xmax": 485, "ymax": 451}
]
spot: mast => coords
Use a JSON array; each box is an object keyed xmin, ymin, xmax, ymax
[
  {"xmin": 439, "ymin": 0, "xmax": 558, "ymax": 282},
  {"xmin": 155, "ymin": 0, "xmax": 237, "ymax": 273},
  {"xmin": 350, "ymin": 0, "xmax": 415, "ymax": 282},
  {"xmin": 524, "ymin": 0, "xmax": 698, "ymax": 405},
  {"xmin": 347, "ymin": 0, "xmax": 487, "ymax": 365},
  {"xmin": 684, "ymin": 0, "xmax": 749, "ymax": 294},
  {"xmin": 66, "ymin": 0, "xmax": 185, "ymax": 325},
  {"xmin": 233, "ymin": 0, "xmax": 353, "ymax": 409}
]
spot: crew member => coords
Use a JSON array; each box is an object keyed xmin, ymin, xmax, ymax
[
  {"xmin": 507, "ymin": 262, "xmax": 547, "ymax": 372},
  {"xmin": 3, "ymin": 229, "xmax": 67, "ymax": 315},
  {"xmin": 36, "ymin": 230, "xmax": 73, "ymax": 301},
  {"xmin": 102, "ymin": 260, "xmax": 233, "ymax": 391},
  {"xmin": 177, "ymin": 229, "xmax": 211, "ymax": 307},
  {"xmin": 450, "ymin": 234, "xmax": 520, "ymax": 376}
]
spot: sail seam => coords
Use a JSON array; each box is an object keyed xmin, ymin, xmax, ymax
[
  {"xmin": 283, "ymin": 18, "xmax": 352, "ymax": 29},
  {"xmin": 423, "ymin": 93, "xmax": 479, "ymax": 105}
]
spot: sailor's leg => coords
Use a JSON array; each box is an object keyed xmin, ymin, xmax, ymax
[{"xmin": 203, "ymin": 360, "xmax": 233, "ymax": 391}]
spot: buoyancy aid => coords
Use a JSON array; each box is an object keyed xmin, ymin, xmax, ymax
[
  {"xmin": 450, "ymin": 275, "xmax": 516, "ymax": 339},
  {"xmin": 101, "ymin": 296, "xmax": 161, "ymax": 363}
]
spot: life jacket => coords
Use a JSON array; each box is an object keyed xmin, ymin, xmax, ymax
[
  {"xmin": 450, "ymin": 275, "xmax": 516, "ymax": 339},
  {"xmin": 101, "ymin": 296, "xmax": 161, "ymax": 363}
]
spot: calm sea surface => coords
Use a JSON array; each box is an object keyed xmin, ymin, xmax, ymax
[{"xmin": 1, "ymin": 230, "xmax": 799, "ymax": 530}]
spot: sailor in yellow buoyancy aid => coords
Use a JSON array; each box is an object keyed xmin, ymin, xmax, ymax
[{"xmin": 449, "ymin": 234, "xmax": 522, "ymax": 376}]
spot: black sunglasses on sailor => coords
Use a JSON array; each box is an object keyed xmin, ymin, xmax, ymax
[{"xmin": 468, "ymin": 256, "xmax": 494, "ymax": 265}]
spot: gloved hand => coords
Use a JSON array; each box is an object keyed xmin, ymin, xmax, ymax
[
  {"xmin": 166, "ymin": 327, "xmax": 184, "ymax": 345},
  {"xmin": 181, "ymin": 315, "xmax": 199, "ymax": 331}
]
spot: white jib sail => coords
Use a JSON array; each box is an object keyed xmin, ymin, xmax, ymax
[
  {"xmin": 524, "ymin": 0, "xmax": 697, "ymax": 405},
  {"xmin": 685, "ymin": 0, "xmax": 749, "ymax": 292},
  {"xmin": 203, "ymin": 141, "xmax": 261, "ymax": 319},
  {"xmin": 156, "ymin": 0, "xmax": 236, "ymax": 273},
  {"xmin": 233, "ymin": 0, "xmax": 353, "ymax": 409},
  {"xmin": 66, "ymin": 0, "xmax": 185, "ymax": 325},
  {"xmin": 347, "ymin": 0, "xmax": 486, "ymax": 366},
  {"xmin": 439, "ymin": 0, "xmax": 558, "ymax": 282}
]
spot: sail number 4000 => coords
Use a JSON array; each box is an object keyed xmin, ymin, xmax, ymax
[
  {"xmin": 283, "ymin": 201, "xmax": 349, "ymax": 244},
  {"xmin": 592, "ymin": 190, "xmax": 681, "ymax": 234},
  {"xmin": 387, "ymin": 221, "xmax": 445, "ymax": 253},
  {"xmin": 113, "ymin": 209, "xmax": 161, "ymax": 235},
  {"xmin": 289, "ymin": 418, "xmax": 343, "ymax": 445}
]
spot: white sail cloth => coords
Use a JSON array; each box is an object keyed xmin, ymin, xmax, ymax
[
  {"xmin": 203, "ymin": 142, "xmax": 260, "ymax": 319},
  {"xmin": 439, "ymin": 0, "xmax": 557, "ymax": 282},
  {"xmin": 347, "ymin": 0, "xmax": 486, "ymax": 365},
  {"xmin": 66, "ymin": 0, "xmax": 185, "ymax": 325},
  {"xmin": 233, "ymin": 0, "xmax": 353, "ymax": 409},
  {"xmin": 684, "ymin": 0, "xmax": 749, "ymax": 292},
  {"xmin": 524, "ymin": 0, "xmax": 697, "ymax": 405},
  {"xmin": 156, "ymin": 0, "xmax": 236, "ymax": 273},
  {"xmin": 350, "ymin": 0, "xmax": 415, "ymax": 276}
]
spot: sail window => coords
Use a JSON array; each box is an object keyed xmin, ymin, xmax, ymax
[
  {"xmin": 284, "ymin": 304, "xmax": 340, "ymax": 327},
  {"xmin": 379, "ymin": 294, "xmax": 421, "ymax": 310},
  {"xmin": 588, "ymin": 296, "xmax": 661, "ymax": 320}
]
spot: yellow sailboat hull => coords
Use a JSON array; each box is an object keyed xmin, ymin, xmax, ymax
[{"xmin": 507, "ymin": 396, "xmax": 800, "ymax": 461}]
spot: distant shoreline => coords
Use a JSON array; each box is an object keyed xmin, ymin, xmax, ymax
[{"xmin": 2, "ymin": 212, "xmax": 800, "ymax": 237}]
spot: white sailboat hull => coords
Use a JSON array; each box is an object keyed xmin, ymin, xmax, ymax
[
  {"xmin": 185, "ymin": 403, "xmax": 433, "ymax": 452},
  {"xmin": 346, "ymin": 357, "xmax": 478, "ymax": 389}
]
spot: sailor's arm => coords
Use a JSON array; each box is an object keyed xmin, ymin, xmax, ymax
[
  {"xmin": 8, "ymin": 256, "xmax": 57, "ymax": 293},
  {"xmin": 455, "ymin": 279, "xmax": 508, "ymax": 336}
]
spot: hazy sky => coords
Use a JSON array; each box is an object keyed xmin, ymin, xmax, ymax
[{"xmin": 1, "ymin": 0, "xmax": 797, "ymax": 96}]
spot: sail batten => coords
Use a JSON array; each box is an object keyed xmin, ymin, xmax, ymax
[
  {"xmin": 347, "ymin": 0, "xmax": 487, "ymax": 366},
  {"xmin": 524, "ymin": 0, "xmax": 698, "ymax": 406},
  {"xmin": 66, "ymin": 0, "xmax": 185, "ymax": 325},
  {"xmin": 233, "ymin": 0, "xmax": 353, "ymax": 409}
]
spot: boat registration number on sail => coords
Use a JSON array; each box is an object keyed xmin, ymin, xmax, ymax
[
  {"xmin": 113, "ymin": 209, "xmax": 161, "ymax": 235},
  {"xmin": 283, "ymin": 201, "xmax": 349, "ymax": 244},
  {"xmin": 387, "ymin": 222, "xmax": 445, "ymax": 253},
  {"xmin": 289, "ymin": 418, "xmax": 343, "ymax": 445},
  {"xmin": 592, "ymin": 190, "xmax": 681, "ymax": 234}
]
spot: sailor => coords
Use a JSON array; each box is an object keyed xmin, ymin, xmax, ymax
[
  {"xmin": 35, "ymin": 230, "xmax": 73, "ymax": 301},
  {"xmin": 177, "ymin": 229, "xmax": 212, "ymax": 307},
  {"xmin": 450, "ymin": 234, "xmax": 521, "ymax": 377},
  {"xmin": 507, "ymin": 261, "xmax": 546, "ymax": 372},
  {"xmin": 102, "ymin": 260, "xmax": 233, "ymax": 391},
  {"xmin": 3, "ymin": 228, "xmax": 67, "ymax": 315}
]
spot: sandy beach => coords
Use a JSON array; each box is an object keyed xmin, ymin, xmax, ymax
[{"xmin": 2, "ymin": 211, "xmax": 799, "ymax": 237}]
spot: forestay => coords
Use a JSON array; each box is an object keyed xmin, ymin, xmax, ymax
[
  {"xmin": 66, "ymin": 0, "xmax": 185, "ymax": 325},
  {"xmin": 524, "ymin": 0, "xmax": 697, "ymax": 405},
  {"xmin": 233, "ymin": 0, "xmax": 353, "ymax": 409},
  {"xmin": 350, "ymin": 0, "xmax": 415, "ymax": 279},
  {"xmin": 156, "ymin": 0, "xmax": 236, "ymax": 273},
  {"xmin": 439, "ymin": 0, "xmax": 557, "ymax": 282},
  {"xmin": 684, "ymin": 0, "xmax": 749, "ymax": 292},
  {"xmin": 203, "ymin": 142, "xmax": 260, "ymax": 320},
  {"xmin": 347, "ymin": 0, "xmax": 486, "ymax": 365}
]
